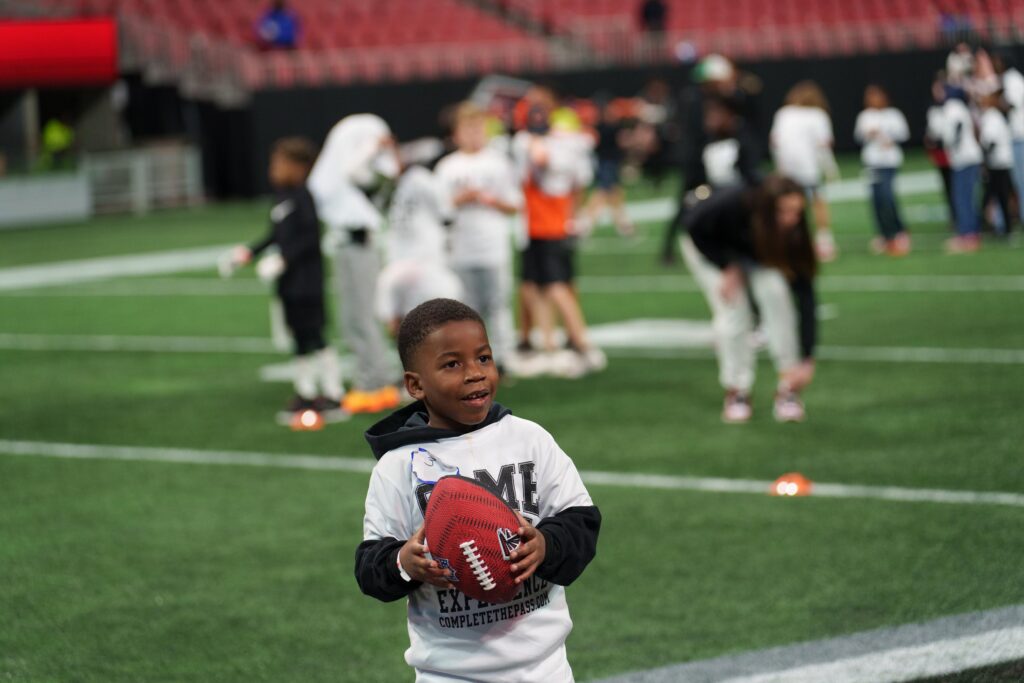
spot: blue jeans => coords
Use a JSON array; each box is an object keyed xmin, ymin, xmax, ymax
[
  {"xmin": 1012, "ymin": 139, "xmax": 1024, "ymax": 222},
  {"xmin": 951, "ymin": 164, "xmax": 981, "ymax": 236},
  {"xmin": 868, "ymin": 167, "xmax": 905, "ymax": 240}
]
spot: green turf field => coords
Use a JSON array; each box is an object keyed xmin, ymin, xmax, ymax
[{"xmin": 2, "ymin": 163, "xmax": 1023, "ymax": 682}]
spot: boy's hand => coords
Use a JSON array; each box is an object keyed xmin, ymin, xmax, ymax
[
  {"xmin": 453, "ymin": 188, "xmax": 480, "ymax": 206},
  {"xmin": 509, "ymin": 512, "xmax": 546, "ymax": 584},
  {"xmin": 398, "ymin": 524, "xmax": 453, "ymax": 589}
]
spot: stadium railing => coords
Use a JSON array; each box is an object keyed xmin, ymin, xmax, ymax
[{"xmin": 82, "ymin": 143, "xmax": 204, "ymax": 214}]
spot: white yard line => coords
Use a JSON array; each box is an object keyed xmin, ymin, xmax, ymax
[
  {"xmin": 0, "ymin": 245, "xmax": 232, "ymax": 291},
  {"xmin": 0, "ymin": 333, "xmax": 277, "ymax": 354},
  {"xmin": 2, "ymin": 439, "xmax": 1023, "ymax": 509},
  {"xmin": 622, "ymin": 171, "xmax": 942, "ymax": 224},
  {"xmin": 592, "ymin": 604, "xmax": 1024, "ymax": 683},
  {"xmin": 3, "ymin": 331, "xmax": 1024, "ymax": 366},
  {"xmin": 4, "ymin": 274, "xmax": 1024, "ymax": 298},
  {"xmin": 578, "ymin": 274, "xmax": 1024, "ymax": 293},
  {"xmin": 602, "ymin": 345, "xmax": 1024, "ymax": 365},
  {"xmin": 716, "ymin": 627, "xmax": 1024, "ymax": 683}
]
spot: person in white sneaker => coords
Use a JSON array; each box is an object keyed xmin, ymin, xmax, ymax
[{"xmin": 680, "ymin": 175, "xmax": 819, "ymax": 423}]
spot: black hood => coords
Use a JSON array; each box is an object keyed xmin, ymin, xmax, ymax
[{"xmin": 364, "ymin": 400, "xmax": 512, "ymax": 460}]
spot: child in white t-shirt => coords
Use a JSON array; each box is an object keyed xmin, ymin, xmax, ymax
[
  {"xmin": 770, "ymin": 81, "xmax": 839, "ymax": 262},
  {"xmin": 854, "ymin": 85, "xmax": 911, "ymax": 255},
  {"xmin": 435, "ymin": 103, "xmax": 522, "ymax": 368},
  {"xmin": 357, "ymin": 298, "xmax": 601, "ymax": 683},
  {"xmin": 978, "ymin": 91, "xmax": 1016, "ymax": 236},
  {"xmin": 941, "ymin": 85, "xmax": 984, "ymax": 252},
  {"xmin": 378, "ymin": 153, "xmax": 462, "ymax": 336}
]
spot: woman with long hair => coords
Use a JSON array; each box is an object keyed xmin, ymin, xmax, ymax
[
  {"xmin": 770, "ymin": 81, "xmax": 839, "ymax": 262},
  {"xmin": 680, "ymin": 175, "xmax": 818, "ymax": 423}
]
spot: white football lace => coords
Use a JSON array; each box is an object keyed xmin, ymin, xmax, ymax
[{"xmin": 459, "ymin": 541, "xmax": 496, "ymax": 591}]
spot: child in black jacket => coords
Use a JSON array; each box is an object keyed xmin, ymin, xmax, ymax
[{"xmin": 229, "ymin": 138, "xmax": 345, "ymax": 418}]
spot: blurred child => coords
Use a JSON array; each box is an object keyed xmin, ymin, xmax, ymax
[
  {"xmin": 993, "ymin": 53, "xmax": 1024, "ymax": 224},
  {"xmin": 854, "ymin": 85, "xmax": 911, "ymax": 255},
  {"xmin": 770, "ymin": 81, "xmax": 839, "ymax": 262},
  {"xmin": 924, "ymin": 72, "xmax": 957, "ymax": 229},
  {"xmin": 512, "ymin": 90, "xmax": 606, "ymax": 376},
  {"xmin": 979, "ymin": 91, "xmax": 1016, "ymax": 236},
  {"xmin": 435, "ymin": 102, "xmax": 522, "ymax": 369},
  {"xmin": 580, "ymin": 98, "xmax": 635, "ymax": 237},
  {"xmin": 377, "ymin": 141, "xmax": 463, "ymax": 336},
  {"xmin": 226, "ymin": 137, "xmax": 344, "ymax": 417},
  {"xmin": 941, "ymin": 85, "xmax": 984, "ymax": 252}
]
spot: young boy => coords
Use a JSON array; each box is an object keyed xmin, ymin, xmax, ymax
[
  {"xmin": 512, "ymin": 91, "xmax": 606, "ymax": 376},
  {"xmin": 227, "ymin": 137, "xmax": 344, "ymax": 416},
  {"xmin": 434, "ymin": 103, "xmax": 522, "ymax": 369},
  {"xmin": 356, "ymin": 298, "xmax": 601, "ymax": 682}
]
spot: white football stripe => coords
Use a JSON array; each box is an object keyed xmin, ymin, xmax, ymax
[
  {"xmin": 1, "ymin": 440, "xmax": 1022, "ymax": 509},
  {"xmin": 718, "ymin": 627, "xmax": 1024, "ymax": 683},
  {"xmin": 4, "ymin": 274, "xmax": 1024, "ymax": 298},
  {"xmin": 0, "ymin": 245, "xmax": 232, "ymax": 291},
  {"xmin": 592, "ymin": 605, "xmax": 1024, "ymax": 683}
]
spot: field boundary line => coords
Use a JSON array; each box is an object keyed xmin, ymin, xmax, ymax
[
  {"xmin": 590, "ymin": 604, "xmax": 1024, "ymax": 683},
  {"xmin": 4, "ymin": 332, "xmax": 1024, "ymax": 366},
  {"xmin": 5, "ymin": 274, "xmax": 1024, "ymax": 298},
  {"xmin": 2, "ymin": 440, "xmax": 1023, "ymax": 509},
  {"xmin": 0, "ymin": 245, "xmax": 232, "ymax": 291}
]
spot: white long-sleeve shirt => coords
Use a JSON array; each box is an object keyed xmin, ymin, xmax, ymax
[
  {"xmin": 362, "ymin": 414, "xmax": 593, "ymax": 682},
  {"xmin": 854, "ymin": 107, "xmax": 910, "ymax": 169}
]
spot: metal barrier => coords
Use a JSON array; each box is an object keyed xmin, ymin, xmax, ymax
[{"xmin": 82, "ymin": 143, "xmax": 203, "ymax": 215}]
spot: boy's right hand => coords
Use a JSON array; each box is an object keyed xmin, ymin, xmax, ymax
[
  {"xmin": 398, "ymin": 524, "xmax": 453, "ymax": 589},
  {"xmin": 453, "ymin": 188, "xmax": 480, "ymax": 206}
]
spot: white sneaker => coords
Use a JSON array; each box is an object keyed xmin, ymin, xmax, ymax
[
  {"xmin": 773, "ymin": 391, "xmax": 806, "ymax": 423},
  {"xmin": 722, "ymin": 391, "xmax": 752, "ymax": 423},
  {"xmin": 582, "ymin": 346, "xmax": 608, "ymax": 372},
  {"xmin": 546, "ymin": 350, "xmax": 588, "ymax": 379}
]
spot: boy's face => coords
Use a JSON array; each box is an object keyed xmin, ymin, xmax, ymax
[
  {"xmin": 454, "ymin": 118, "xmax": 488, "ymax": 153},
  {"xmin": 268, "ymin": 152, "xmax": 305, "ymax": 188},
  {"xmin": 404, "ymin": 320, "xmax": 498, "ymax": 432}
]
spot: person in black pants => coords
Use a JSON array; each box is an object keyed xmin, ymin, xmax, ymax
[
  {"xmin": 228, "ymin": 137, "xmax": 345, "ymax": 417},
  {"xmin": 979, "ymin": 91, "xmax": 1017, "ymax": 236}
]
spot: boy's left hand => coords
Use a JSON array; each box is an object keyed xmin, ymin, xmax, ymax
[{"xmin": 509, "ymin": 512, "xmax": 546, "ymax": 584}]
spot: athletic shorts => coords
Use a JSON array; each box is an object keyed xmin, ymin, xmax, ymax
[
  {"xmin": 521, "ymin": 238, "xmax": 575, "ymax": 286},
  {"xmin": 282, "ymin": 296, "xmax": 326, "ymax": 356},
  {"xmin": 594, "ymin": 158, "xmax": 621, "ymax": 190}
]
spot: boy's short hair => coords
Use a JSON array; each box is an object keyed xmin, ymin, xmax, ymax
[
  {"xmin": 272, "ymin": 136, "xmax": 317, "ymax": 167},
  {"xmin": 453, "ymin": 101, "xmax": 487, "ymax": 127},
  {"xmin": 398, "ymin": 298, "xmax": 484, "ymax": 370}
]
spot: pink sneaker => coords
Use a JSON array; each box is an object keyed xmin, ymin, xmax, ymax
[
  {"xmin": 722, "ymin": 390, "xmax": 752, "ymax": 424},
  {"xmin": 773, "ymin": 391, "xmax": 806, "ymax": 423}
]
